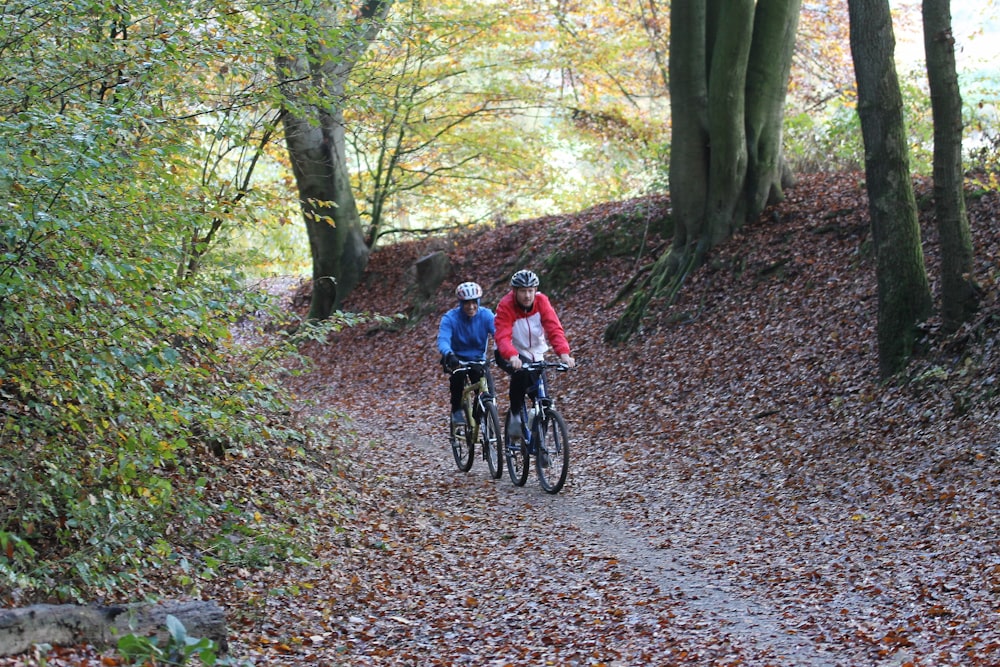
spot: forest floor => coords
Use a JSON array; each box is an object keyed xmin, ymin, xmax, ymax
[
  {"xmin": 7, "ymin": 172, "xmax": 1000, "ymax": 666},
  {"xmin": 220, "ymin": 171, "xmax": 1000, "ymax": 667}
]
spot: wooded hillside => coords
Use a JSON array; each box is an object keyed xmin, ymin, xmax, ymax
[{"xmin": 3, "ymin": 171, "xmax": 1000, "ymax": 665}]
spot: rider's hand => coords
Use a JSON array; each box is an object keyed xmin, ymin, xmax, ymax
[
  {"xmin": 445, "ymin": 352, "xmax": 460, "ymax": 371},
  {"xmin": 508, "ymin": 355, "xmax": 522, "ymax": 370},
  {"xmin": 559, "ymin": 353, "xmax": 575, "ymax": 368}
]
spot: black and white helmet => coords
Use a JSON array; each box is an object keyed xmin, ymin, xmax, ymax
[
  {"xmin": 455, "ymin": 281, "xmax": 483, "ymax": 301},
  {"xmin": 510, "ymin": 269, "xmax": 539, "ymax": 288}
]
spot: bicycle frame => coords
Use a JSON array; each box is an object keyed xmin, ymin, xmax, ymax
[
  {"xmin": 516, "ymin": 361, "xmax": 566, "ymax": 451},
  {"xmin": 461, "ymin": 368, "xmax": 489, "ymax": 439},
  {"xmin": 450, "ymin": 360, "xmax": 503, "ymax": 478},
  {"xmin": 504, "ymin": 359, "xmax": 571, "ymax": 492},
  {"xmin": 451, "ymin": 361, "xmax": 495, "ymax": 440}
]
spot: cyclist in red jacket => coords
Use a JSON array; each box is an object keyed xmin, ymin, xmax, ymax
[{"xmin": 494, "ymin": 269, "xmax": 575, "ymax": 433}]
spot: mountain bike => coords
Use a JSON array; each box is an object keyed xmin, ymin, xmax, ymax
[
  {"xmin": 449, "ymin": 360, "xmax": 503, "ymax": 478},
  {"xmin": 504, "ymin": 360, "xmax": 571, "ymax": 493}
]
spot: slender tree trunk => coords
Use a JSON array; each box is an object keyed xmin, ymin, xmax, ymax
[
  {"xmin": 279, "ymin": 102, "xmax": 370, "ymax": 319},
  {"xmin": 849, "ymin": 0, "xmax": 933, "ymax": 377},
  {"xmin": 276, "ymin": 0, "xmax": 393, "ymax": 320},
  {"xmin": 923, "ymin": 0, "xmax": 979, "ymax": 331},
  {"xmin": 605, "ymin": 0, "xmax": 799, "ymax": 343}
]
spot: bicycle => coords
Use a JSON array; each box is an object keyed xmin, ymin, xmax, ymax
[
  {"xmin": 449, "ymin": 360, "xmax": 503, "ymax": 478},
  {"xmin": 504, "ymin": 360, "xmax": 571, "ymax": 494}
]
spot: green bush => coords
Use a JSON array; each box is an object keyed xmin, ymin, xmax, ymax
[
  {"xmin": 783, "ymin": 98, "xmax": 865, "ymax": 174},
  {"xmin": 0, "ymin": 0, "xmax": 337, "ymax": 602}
]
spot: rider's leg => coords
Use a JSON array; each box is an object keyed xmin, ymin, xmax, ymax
[{"xmin": 449, "ymin": 372, "xmax": 466, "ymax": 424}]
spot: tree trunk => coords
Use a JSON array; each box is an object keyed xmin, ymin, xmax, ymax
[
  {"xmin": 276, "ymin": 0, "xmax": 394, "ymax": 320},
  {"xmin": 704, "ymin": 0, "xmax": 755, "ymax": 246},
  {"xmin": 605, "ymin": 0, "xmax": 800, "ymax": 343},
  {"xmin": 849, "ymin": 0, "xmax": 933, "ymax": 377},
  {"xmin": 923, "ymin": 0, "xmax": 979, "ymax": 331},
  {"xmin": 0, "ymin": 601, "xmax": 226, "ymax": 657},
  {"xmin": 280, "ymin": 104, "xmax": 370, "ymax": 319},
  {"xmin": 745, "ymin": 0, "xmax": 802, "ymax": 212}
]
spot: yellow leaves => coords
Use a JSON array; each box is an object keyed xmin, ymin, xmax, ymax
[{"xmin": 303, "ymin": 209, "xmax": 338, "ymax": 227}]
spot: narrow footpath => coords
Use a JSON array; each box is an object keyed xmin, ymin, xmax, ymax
[{"xmin": 221, "ymin": 405, "xmax": 873, "ymax": 666}]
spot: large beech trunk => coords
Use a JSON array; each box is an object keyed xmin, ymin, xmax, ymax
[
  {"xmin": 275, "ymin": 0, "xmax": 394, "ymax": 319},
  {"xmin": 605, "ymin": 0, "xmax": 801, "ymax": 343}
]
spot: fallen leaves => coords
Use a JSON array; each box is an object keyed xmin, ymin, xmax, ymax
[
  {"xmin": 8, "ymin": 174, "xmax": 1000, "ymax": 666},
  {"xmin": 269, "ymin": 174, "xmax": 1000, "ymax": 665}
]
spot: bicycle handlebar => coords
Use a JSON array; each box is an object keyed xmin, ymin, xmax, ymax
[
  {"xmin": 450, "ymin": 359, "xmax": 491, "ymax": 374},
  {"xmin": 520, "ymin": 360, "xmax": 571, "ymax": 373}
]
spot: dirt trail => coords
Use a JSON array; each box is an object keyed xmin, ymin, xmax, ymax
[
  {"xmin": 311, "ymin": 413, "xmax": 870, "ymax": 667},
  {"xmin": 259, "ymin": 181, "xmax": 1000, "ymax": 664}
]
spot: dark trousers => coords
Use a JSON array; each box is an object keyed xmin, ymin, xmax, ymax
[{"xmin": 494, "ymin": 351, "xmax": 537, "ymax": 416}]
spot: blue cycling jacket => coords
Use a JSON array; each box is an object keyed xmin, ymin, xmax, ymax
[{"xmin": 437, "ymin": 305, "xmax": 495, "ymax": 361}]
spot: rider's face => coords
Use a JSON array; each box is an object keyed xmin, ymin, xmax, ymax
[
  {"xmin": 514, "ymin": 287, "xmax": 536, "ymax": 309},
  {"xmin": 461, "ymin": 299, "xmax": 479, "ymax": 315}
]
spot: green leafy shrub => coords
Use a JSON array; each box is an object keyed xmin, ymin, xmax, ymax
[
  {"xmin": 783, "ymin": 99, "xmax": 865, "ymax": 174},
  {"xmin": 0, "ymin": 0, "xmax": 345, "ymax": 603}
]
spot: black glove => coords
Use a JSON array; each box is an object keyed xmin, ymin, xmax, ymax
[{"xmin": 444, "ymin": 352, "xmax": 460, "ymax": 371}]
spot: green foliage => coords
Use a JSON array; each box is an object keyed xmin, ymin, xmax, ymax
[
  {"xmin": 117, "ymin": 614, "xmax": 251, "ymax": 666},
  {"xmin": 962, "ymin": 68, "xmax": 1000, "ymax": 190},
  {"xmin": 898, "ymin": 70, "xmax": 936, "ymax": 176},
  {"xmin": 783, "ymin": 100, "xmax": 865, "ymax": 173},
  {"xmin": 342, "ymin": 0, "xmax": 668, "ymax": 243},
  {"xmin": 0, "ymin": 0, "xmax": 352, "ymax": 603},
  {"xmin": 784, "ymin": 57, "xmax": 994, "ymax": 183}
]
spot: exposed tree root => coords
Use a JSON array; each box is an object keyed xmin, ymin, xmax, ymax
[{"xmin": 604, "ymin": 243, "xmax": 701, "ymax": 343}]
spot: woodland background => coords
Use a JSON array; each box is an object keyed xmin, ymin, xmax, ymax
[{"xmin": 2, "ymin": 0, "xmax": 1000, "ymax": 665}]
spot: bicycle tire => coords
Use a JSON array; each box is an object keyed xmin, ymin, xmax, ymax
[
  {"xmin": 451, "ymin": 414, "xmax": 474, "ymax": 473},
  {"xmin": 535, "ymin": 409, "xmax": 569, "ymax": 494},
  {"xmin": 504, "ymin": 413, "xmax": 530, "ymax": 486},
  {"xmin": 482, "ymin": 401, "xmax": 503, "ymax": 479}
]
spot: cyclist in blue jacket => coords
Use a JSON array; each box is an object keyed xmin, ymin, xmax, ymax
[{"xmin": 437, "ymin": 281, "xmax": 496, "ymax": 426}]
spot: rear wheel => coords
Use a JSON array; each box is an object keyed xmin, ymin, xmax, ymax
[
  {"xmin": 482, "ymin": 401, "xmax": 503, "ymax": 479},
  {"xmin": 535, "ymin": 409, "xmax": 569, "ymax": 494},
  {"xmin": 504, "ymin": 412, "xmax": 530, "ymax": 486}
]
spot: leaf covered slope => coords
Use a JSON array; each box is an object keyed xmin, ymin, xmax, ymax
[
  {"xmin": 9, "ymin": 172, "xmax": 998, "ymax": 666},
  {"xmin": 276, "ymin": 171, "xmax": 1000, "ymax": 665}
]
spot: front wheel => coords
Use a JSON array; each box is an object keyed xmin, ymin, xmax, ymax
[
  {"xmin": 505, "ymin": 412, "xmax": 530, "ymax": 486},
  {"xmin": 451, "ymin": 416, "xmax": 474, "ymax": 473},
  {"xmin": 481, "ymin": 401, "xmax": 503, "ymax": 479},
  {"xmin": 535, "ymin": 409, "xmax": 569, "ymax": 494}
]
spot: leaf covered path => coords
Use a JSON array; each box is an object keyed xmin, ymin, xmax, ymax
[
  {"xmin": 238, "ymin": 416, "xmax": 854, "ymax": 666},
  {"xmin": 7, "ymin": 174, "xmax": 996, "ymax": 666},
  {"xmin": 233, "ymin": 173, "xmax": 1000, "ymax": 666}
]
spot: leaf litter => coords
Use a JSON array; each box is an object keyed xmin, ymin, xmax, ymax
[
  {"xmin": 242, "ymin": 173, "xmax": 1000, "ymax": 666},
  {"xmin": 5, "ymin": 172, "xmax": 999, "ymax": 666}
]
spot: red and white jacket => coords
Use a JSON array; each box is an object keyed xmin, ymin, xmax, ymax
[{"xmin": 494, "ymin": 291, "xmax": 571, "ymax": 363}]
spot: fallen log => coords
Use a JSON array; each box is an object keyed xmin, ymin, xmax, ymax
[{"xmin": 0, "ymin": 600, "xmax": 227, "ymax": 657}]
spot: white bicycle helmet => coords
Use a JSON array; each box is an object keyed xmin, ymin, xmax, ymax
[
  {"xmin": 510, "ymin": 269, "xmax": 539, "ymax": 288},
  {"xmin": 455, "ymin": 281, "xmax": 483, "ymax": 301}
]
